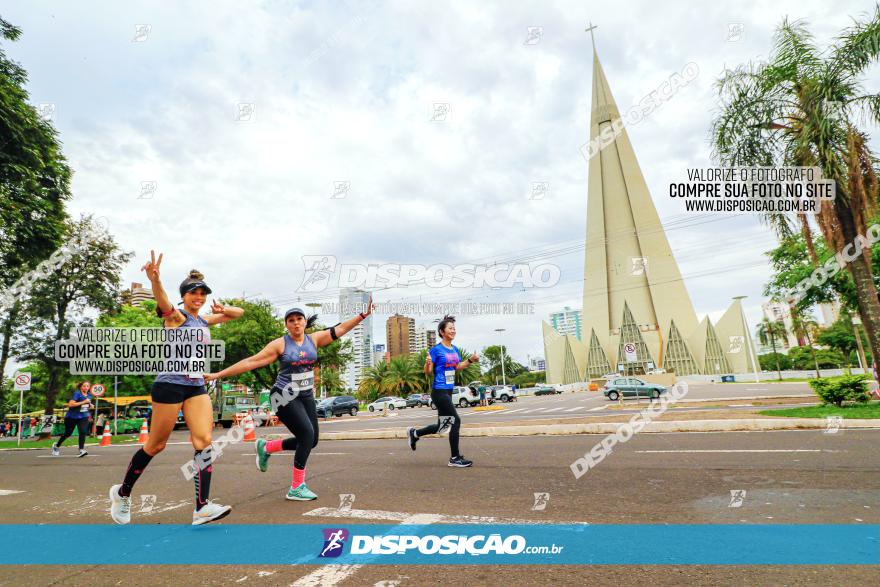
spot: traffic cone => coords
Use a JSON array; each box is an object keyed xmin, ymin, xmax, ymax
[
  {"xmin": 243, "ymin": 411, "xmax": 256, "ymax": 442},
  {"xmin": 100, "ymin": 425, "xmax": 112, "ymax": 446},
  {"xmin": 137, "ymin": 419, "xmax": 149, "ymax": 444}
]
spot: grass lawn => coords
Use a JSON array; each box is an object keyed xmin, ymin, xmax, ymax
[
  {"xmin": 759, "ymin": 403, "xmax": 880, "ymax": 419},
  {"xmin": 0, "ymin": 435, "xmax": 140, "ymax": 449}
]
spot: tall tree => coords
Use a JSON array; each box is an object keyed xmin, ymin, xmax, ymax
[
  {"xmin": 0, "ymin": 16, "xmax": 72, "ymax": 385},
  {"xmin": 481, "ymin": 344, "xmax": 525, "ymax": 383},
  {"xmin": 756, "ymin": 318, "xmax": 789, "ymax": 380},
  {"xmin": 789, "ymin": 308, "xmax": 822, "ymax": 378},
  {"xmin": 712, "ymin": 10, "xmax": 880, "ymax": 380},
  {"xmin": 10, "ymin": 216, "xmax": 131, "ymax": 423},
  {"xmin": 93, "ymin": 300, "xmax": 162, "ymax": 396}
]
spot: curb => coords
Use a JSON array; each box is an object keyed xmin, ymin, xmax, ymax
[{"xmin": 321, "ymin": 418, "xmax": 880, "ymax": 441}]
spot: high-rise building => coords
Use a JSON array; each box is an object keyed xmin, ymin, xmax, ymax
[
  {"xmin": 549, "ymin": 307, "xmax": 582, "ymax": 341},
  {"xmin": 760, "ymin": 302, "xmax": 799, "ymax": 350},
  {"xmin": 386, "ymin": 314, "xmax": 415, "ymax": 358},
  {"xmin": 411, "ymin": 327, "xmax": 436, "ymax": 353},
  {"xmin": 122, "ymin": 282, "xmax": 153, "ymax": 307},
  {"xmin": 339, "ymin": 288, "xmax": 373, "ymax": 391},
  {"xmin": 818, "ymin": 300, "xmax": 841, "ymax": 327},
  {"xmin": 528, "ymin": 356, "xmax": 546, "ymax": 372},
  {"xmin": 373, "ymin": 343, "xmax": 389, "ymax": 365},
  {"xmin": 542, "ymin": 45, "xmax": 756, "ymax": 383}
]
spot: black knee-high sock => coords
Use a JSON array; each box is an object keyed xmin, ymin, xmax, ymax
[
  {"xmin": 193, "ymin": 447, "xmax": 213, "ymax": 511},
  {"xmin": 119, "ymin": 448, "xmax": 153, "ymax": 497}
]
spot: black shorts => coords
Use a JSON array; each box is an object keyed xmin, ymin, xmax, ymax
[{"xmin": 151, "ymin": 381, "xmax": 208, "ymax": 404}]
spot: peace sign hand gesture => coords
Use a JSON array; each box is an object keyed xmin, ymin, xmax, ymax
[
  {"xmin": 141, "ymin": 250, "xmax": 164, "ymax": 284},
  {"xmin": 211, "ymin": 299, "xmax": 225, "ymax": 315}
]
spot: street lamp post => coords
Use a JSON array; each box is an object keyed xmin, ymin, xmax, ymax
[
  {"xmin": 852, "ymin": 316, "xmax": 869, "ymax": 375},
  {"xmin": 494, "ymin": 328, "xmax": 507, "ymax": 386}
]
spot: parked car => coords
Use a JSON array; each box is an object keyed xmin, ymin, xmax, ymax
[
  {"xmin": 405, "ymin": 393, "xmax": 427, "ymax": 408},
  {"xmin": 317, "ymin": 395, "xmax": 359, "ymax": 418},
  {"xmin": 368, "ymin": 396, "xmax": 408, "ymax": 412},
  {"xmin": 432, "ymin": 386, "xmax": 480, "ymax": 409},
  {"xmin": 602, "ymin": 377, "xmax": 667, "ymax": 401},
  {"xmin": 489, "ymin": 385, "xmax": 517, "ymax": 402},
  {"xmin": 534, "ymin": 385, "xmax": 562, "ymax": 396}
]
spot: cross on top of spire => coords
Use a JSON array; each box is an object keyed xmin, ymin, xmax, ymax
[{"xmin": 585, "ymin": 21, "xmax": 598, "ymax": 50}]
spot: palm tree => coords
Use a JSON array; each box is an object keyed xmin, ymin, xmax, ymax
[
  {"xmin": 757, "ymin": 318, "xmax": 789, "ymax": 380},
  {"xmin": 711, "ymin": 10, "xmax": 880, "ymax": 380},
  {"xmin": 789, "ymin": 308, "xmax": 822, "ymax": 378},
  {"xmin": 385, "ymin": 356, "xmax": 424, "ymax": 396},
  {"xmin": 357, "ymin": 361, "xmax": 390, "ymax": 403}
]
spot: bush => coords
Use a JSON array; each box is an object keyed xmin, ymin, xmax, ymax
[
  {"xmin": 758, "ymin": 352, "xmax": 791, "ymax": 371},
  {"xmin": 809, "ymin": 374, "xmax": 871, "ymax": 407}
]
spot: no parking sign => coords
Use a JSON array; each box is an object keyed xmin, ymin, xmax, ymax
[
  {"xmin": 91, "ymin": 384, "xmax": 106, "ymax": 397},
  {"xmin": 623, "ymin": 343, "xmax": 637, "ymax": 363},
  {"xmin": 14, "ymin": 372, "xmax": 31, "ymax": 391}
]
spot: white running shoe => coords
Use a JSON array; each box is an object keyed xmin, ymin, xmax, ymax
[
  {"xmin": 51, "ymin": 444, "xmax": 59, "ymax": 456},
  {"xmin": 109, "ymin": 484, "xmax": 131, "ymax": 525},
  {"xmin": 192, "ymin": 501, "xmax": 232, "ymax": 526},
  {"xmin": 78, "ymin": 449, "xmax": 88, "ymax": 458}
]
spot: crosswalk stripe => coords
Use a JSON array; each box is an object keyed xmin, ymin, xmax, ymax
[{"xmin": 565, "ymin": 407, "xmax": 585, "ymax": 412}]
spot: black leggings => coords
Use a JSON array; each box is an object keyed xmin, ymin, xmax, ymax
[
  {"xmin": 415, "ymin": 389, "xmax": 461, "ymax": 458},
  {"xmin": 56, "ymin": 418, "xmax": 89, "ymax": 450},
  {"xmin": 273, "ymin": 391, "xmax": 319, "ymax": 469}
]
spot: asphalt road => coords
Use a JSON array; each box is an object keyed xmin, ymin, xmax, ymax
[{"xmin": 0, "ymin": 427, "xmax": 877, "ymax": 585}]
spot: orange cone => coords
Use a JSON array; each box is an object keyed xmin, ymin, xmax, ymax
[
  {"xmin": 243, "ymin": 411, "xmax": 256, "ymax": 442},
  {"xmin": 137, "ymin": 419, "xmax": 149, "ymax": 444},
  {"xmin": 100, "ymin": 425, "xmax": 112, "ymax": 446}
]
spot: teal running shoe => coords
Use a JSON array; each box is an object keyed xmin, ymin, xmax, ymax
[
  {"xmin": 286, "ymin": 483, "xmax": 318, "ymax": 501},
  {"xmin": 255, "ymin": 438, "xmax": 270, "ymax": 472}
]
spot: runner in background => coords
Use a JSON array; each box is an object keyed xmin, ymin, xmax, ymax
[
  {"xmin": 407, "ymin": 315, "xmax": 479, "ymax": 467},
  {"xmin": 52, "ymin": 381, "xmax": 93, "ymax": 458}
]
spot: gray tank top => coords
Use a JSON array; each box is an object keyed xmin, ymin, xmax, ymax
[
  {"xmin": 154, "ymin": 309, "xmax": 209, "ymax": 387},
  {"xmin": 273, "ymin": 333, "xmax": 318, "ymax": 398}
]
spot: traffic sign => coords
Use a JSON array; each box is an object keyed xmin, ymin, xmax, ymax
[
  {"xmin": 91, "ymin": 383, "xmax": 106, "ymax": 397},
  {"xmin": 623, "ymin": 343, "xmax": 637, "ymax": 363},
  {"xmin": 14, "ymin": 372, "xmax": 31, "ymax": 391}
]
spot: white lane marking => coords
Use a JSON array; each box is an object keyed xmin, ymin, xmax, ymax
[
  {"xmin": 500, "ymin": 408, "xmax": 527, "ymax": 414},
  {"xmin": 565, "ymin": 407, "xmax": 585, "ymax": 412},
  {"xmin": 302, "ymin": 507, "xmax": 582, "ymax": 525},
  {"xmin": 36, "ymin": 455, "xmax": 102, "ymax": 458},
  {"xmin": 635, "ymin": 449, "xmax": 824, "ymax": 453},
  {"xmin": 290, "ymin": 512, "xmax": 444, "ymax": 587},
  {"xmin": 290, "ymin": 564, "xmax": 363, "ymax": 587},
  {"xmin": 588, "ymin": 406, "xmax": 607, "ymax": 412},
  {"xmin": 0, "ymin": 489, "xmax": 24, "ymax": 496},
  {"xmin": 519, "ymin": 408, "xmax": 545, "ymax": 414}
]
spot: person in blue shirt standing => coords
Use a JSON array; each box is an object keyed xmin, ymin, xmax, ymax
[
  {"xmin": 407, "ymin": 315, "xmax": 479, "ymax": 467},
  {"xmin": 52, "ymin": 381, "xmax": 93, "ymax": 457}
]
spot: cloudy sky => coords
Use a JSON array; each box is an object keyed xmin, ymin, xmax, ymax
[{"xmin": 4, "ymin": 0, "xmax": 879, "ymax": 368}]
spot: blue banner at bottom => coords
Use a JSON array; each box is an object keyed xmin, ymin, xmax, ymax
[{"xmin": 0, "ymin": 525, "xmax": 877, "ymax": 565}]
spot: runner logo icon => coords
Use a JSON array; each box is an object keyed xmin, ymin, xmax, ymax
[{"xmin": 319, "ymin": 528, "xmax": 349, "ymax": 558}]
